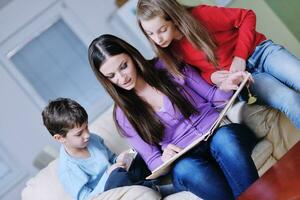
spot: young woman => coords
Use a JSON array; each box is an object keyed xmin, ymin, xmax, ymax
[
  {"xmin": 136, "ymin": 0, "xmax": 300, "ymax": 129},
  {"xmin": 88, "ymin": 34, "xmax": 258, "ymax": 200}
]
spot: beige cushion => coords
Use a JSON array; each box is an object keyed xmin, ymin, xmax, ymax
[
  {"xmin": 21, "ymin": 159, "xmax": 161, "ymax": 200},
  {"xmin": 242, "ymin": 104, "xmax": 300, "ymax": 160},
  {"xmin": 241, "ymin": 104, "xmax": 274, "ymax": 139},
  {"xmin": 266, "ymin": 110, "xmax": 300, "ymax": 159},
  {"xmin": 22, "ymin": 160, "xmax": 72, "ymax": 200},
  {"xmin": 257, "ymin": 156, "xmax": 277, "ymax": 176},
  {"xmin": 92, "ymin": 186, "xmax": 161, "ymax": 200},
  {"xmin": 164, "ymin": 191, "xmax": 201, "ymax": 200},
  {"xmin": 251, "ymin": 139, "xmax": 273, "ymax": 169}
]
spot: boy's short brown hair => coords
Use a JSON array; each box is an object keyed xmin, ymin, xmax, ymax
[{"xmin": 42, "ymin": 98, "xmax": 88, "ymax": 137}]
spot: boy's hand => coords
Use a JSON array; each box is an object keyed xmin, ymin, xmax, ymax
[
  {"xmin": 230, "ymin": 56, "xmax": 246, "ymax": 72},
  {"xmin": 162, "ymin": 144, "xmax": 182, "ymax": 162},
  {"xmin": 116, "ymin": 150, "xmax": 136, "ymax": 171},
  {"xmin": 107, "ymin": 162, "xmax": 126, "ymax": 175},
  {"xmin": 116, "ymin": 151, "xmax": 128, "ymax": 164}
]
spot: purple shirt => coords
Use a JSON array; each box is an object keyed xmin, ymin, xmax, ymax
[{"xmin": 116, "ymin": 63, "xmax": 232, "ymax": 171}]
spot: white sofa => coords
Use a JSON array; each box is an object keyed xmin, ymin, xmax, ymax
[{"xmin": 22, "ymin": 103, "xmax": 300, "ymax": 200}]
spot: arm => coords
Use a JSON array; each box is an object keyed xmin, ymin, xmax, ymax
[
  {"xmin": 59, "ymin": 165, "xmax": 96, "ymax": 200},
  {"xmin": 191, "ymin": 5, "xmax": 258, "ymax": 81},
  {"xmin": 115, "ymin": 108, "xmax": 163, "ymax": 171},
  {"xmin": 183, "ymin": 66, "xmax": 233, "ymax": 107},
  {"xmin": 192, "ymin": 5, "xmax": 257, "ymax": 60},
  {"xmin": 73, "ymin": 170, "xmax": 110, "ymax": 200}
]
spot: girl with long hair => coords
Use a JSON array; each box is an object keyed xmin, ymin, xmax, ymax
[
  {"xmin": 88, "ymin": 34, "xmax": 258, "ymax": 199},
  {"xmin": 136, "ymin": 0, "xmax": 300, "ymax": 129}
]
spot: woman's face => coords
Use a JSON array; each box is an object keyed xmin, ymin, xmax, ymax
[
  {"xmin": 99, "ymin": 53, "xmax": 138, "ymax": 90},
  {"xmin": 140, "ymin": 16, "xmax": 181, "ymax": 48}
]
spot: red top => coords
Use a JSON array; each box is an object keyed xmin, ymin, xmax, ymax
[{"xmin": 173, "ymin": 5, "xmax": 266, "ymax": 84}]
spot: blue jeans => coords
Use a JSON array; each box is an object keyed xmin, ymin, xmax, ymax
[
  {"xmin": 104, "ymin": 154, "xmax": 159, "ymax": 191},
  {"xmin": 247, "ymin": 40, "xmax": 300, "ymax": 129},
  {"xmin": 172, "ymin": 123, "xmax": 258, "ymax": 200}
]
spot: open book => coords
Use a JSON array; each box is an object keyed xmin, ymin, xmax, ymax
[{"xmin": 146, "ymin": 74, "xmax": 251, "ymax": 180}]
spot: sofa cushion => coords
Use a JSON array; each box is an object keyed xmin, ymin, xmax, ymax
[
  {"xmin": 256, "ymin": 156, "xmax": 277, "ymax": 176},
  {"xmin": 164, "ymin": 191, "xmax": 201, "ymax": 200},
  {"xmin": 21, "ymin": 159, "xmax": 161, "ymax": 200},
  {"xmin": 266, "ymin": 110, "xmax": 300, "ymax": 160},
  {"xmin": 251, "ymin": 139, "xmax": 273, "ymax": 170},
  {"xmin": 21, "ymin": 160, "xmax": 72, "ymax": 200},
  {"xmin": 92, "ymin": 186, "xmax": 161, "ymax": 200},
  {"xmin": 241, "ymin": 104, "xmax": 274, "ymax": 139},
  {"xmin": 89, "ymin": 106, "xmax": 130, "ymax": 154},
  {"xmin": 242, "ymin": 104, "xmax": 300, "ymax": 159}
]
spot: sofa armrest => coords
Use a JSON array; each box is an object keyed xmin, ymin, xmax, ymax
[
  {"xmin": 241, "ymin": 104, "xmax": 300, "ymax": 160},
  {"xmin": 21, "ymin": 159, "xmax": 72, "ymax": 200}
]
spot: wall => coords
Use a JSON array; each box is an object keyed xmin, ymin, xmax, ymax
[
  {"xmin": 178, "ymin": 0, "xmax": 300, "ymax": 57},
  {"xmin": 264, "ymin": 0, "xmax": 300, "ymax": 44},
  {"xmin": 0, "ymin": 1, "xmax": 119, "ymax": 199},
  {"xmin": 229, "ymin": 0, "xmax": 300, "ymax": 57}
]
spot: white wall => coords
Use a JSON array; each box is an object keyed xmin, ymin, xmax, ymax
[
  {"xmin": 230, "ymin": 0, "xmax": 300, "ymax": 57},
  {"xmin": 0, "ymin": 1, "xmax": 121, "ymax": 199},
  {"xmin": 0, "ymin": 61, "xmax": 57, "ymax": 200},
  {"xmin": 179, "ymin": 0, "xmax": 300, "ymax": 56}
]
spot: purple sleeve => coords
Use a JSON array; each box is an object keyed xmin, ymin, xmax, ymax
[
  {"xmin": 183, "ymin": 66, "xmax": 233, "ymax": 108},
  {"xmin": 115, "ymin": 108, "xmax": 163, "ymax": 171}
]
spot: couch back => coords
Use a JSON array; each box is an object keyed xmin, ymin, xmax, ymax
[{"xmin": 89, "ymin": 106, "xmax": 130, "ymax": 154}]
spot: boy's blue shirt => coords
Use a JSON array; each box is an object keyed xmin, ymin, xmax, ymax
[{"xmin": 58, "ymin": 133, "xmax": 117, "ymax": 200}]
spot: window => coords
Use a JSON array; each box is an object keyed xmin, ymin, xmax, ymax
[{"xmin": 8, "ymin": 19, "xmax": 111, "ymax": 121}]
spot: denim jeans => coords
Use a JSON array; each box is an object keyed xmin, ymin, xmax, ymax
[
  {"xmin": 171, "ymin": 123, "xmax": 258, "ymax": 200},
  {"xmin": 104, "ymin": 154, "xmax": 159, "ymax": 191},
  {"xmin": 247, "ymin": 39, "xmax": 300, "ymax": 129}
]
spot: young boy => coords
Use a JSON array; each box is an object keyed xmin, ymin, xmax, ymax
[{"xmin": 42, "ymin": 98, "xmax": 157, "ymax": 200}]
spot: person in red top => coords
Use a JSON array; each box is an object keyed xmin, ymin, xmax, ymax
[{"xmin": 136, "ymin": 0, "xmax": 300, "ymax": 130}]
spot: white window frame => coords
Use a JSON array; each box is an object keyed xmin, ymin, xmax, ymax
[{"xmin": 0, "ymin": 0, "xmax": 105, "ymax": 118}]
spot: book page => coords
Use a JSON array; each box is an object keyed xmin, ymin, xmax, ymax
[{"xmin": 146, "ymin": 74, "xmax": 251, "ymax": 180}]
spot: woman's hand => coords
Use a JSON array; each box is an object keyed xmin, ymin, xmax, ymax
[
  {"xmin": 230, "ymin": 56, "xmax": 246, "ymax": 72},
  {"xmin": 162, "ymin": 144, "xmax": 183, "ymax": 162}
]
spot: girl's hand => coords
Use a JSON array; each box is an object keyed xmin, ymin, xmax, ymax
[
  {"xmin": 162, "ymin": 144, "xmax": 182, "ymax": 162},
  {"xmin": 230, "ymin": 56, "xmax": 246, "ymax": 72},
  {"xmin": 211, "ymin": 70, "xmax": 232, "ymax": 86},
  {"xmin": 219, "ymin": 71, "xmax": 250, "ymax": 91}
]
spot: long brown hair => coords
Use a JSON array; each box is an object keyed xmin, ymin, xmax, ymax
[
  {"xmin": 88, "ymin": 34, "xmax": 197, "ymax": 145},
  {"xmin": 137, "ymin": 0, "xmax": 218, "ymax": 76}
]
